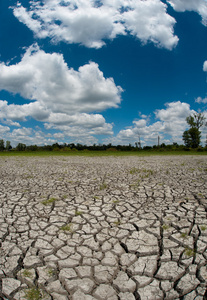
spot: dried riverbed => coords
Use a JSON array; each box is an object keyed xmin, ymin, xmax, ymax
[{"xmin": 0, "ymin": 155, "xmax": 207, "ymax": 299}]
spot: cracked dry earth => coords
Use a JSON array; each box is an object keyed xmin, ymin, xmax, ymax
[{"xmin": 0, "ymin": 155, "xmax": 207, "ymax": 300}]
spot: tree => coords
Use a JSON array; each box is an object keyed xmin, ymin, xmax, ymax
[
  {"xmin": 182, "ymin": 130, "xmax": 191, "ymax": 148},
  {"xmin": 186, "ymin": 113, "xmax": 206, "ymax": 129},
  {"xmin": 183, "ymin": 127, "xmax": 201, "ymax": 148},
  {"xmin": 0, "ymin": 139, "xmax": 5, "ymax": 151},
  {"xmin": 5, "ymin": 141, "xmax": 12, "ymax": 151},
  {"xmin": 183, "ymin": 112, "xmax": 206, "ymax": 148},
  {"xmin": 16, "ymin": 143, "xmax": 26, "ymax": 151}
]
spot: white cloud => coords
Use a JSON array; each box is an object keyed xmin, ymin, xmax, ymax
[
  {"xmin": 12, "ymin": 127, "xmax": 32, "ymax": 137},
  {"xmin": 0, "ymin": 124, "xmax": 10, "ymax": 134},
  {"xmin": 12, "ymin": 0, "xmax": 125, "ymax": 49},
  {"xmin": 195, "ymin": 96, "xmax": 207, "ymax": 104},
  {"xmin": 133, "ymin": 119, "xmax": 147, "ymax": 128},
  {"xmin": 0, "ymin": 100, "xmax": 47, "ymax": 122},
  {"xmin": 45, "ymin": 118, "xmax": 113, "ymax": 136},
  {"xmin": 0, "ymin": 102, "xmax": 114, "ymax": 146},
  {"xmin": 112, "ymin": 101, "xmax": 194, "ymax": 145},
  {"xmin": 0, "ymin": 44, "xmax": 122, "ymax": 115},
  {"xmin": 12, "ymin": 0, "xmax": 179, "ymax": 50},
  {"xmin": 167, "ymin": 0, "xmax": 207, "ymax": 26},
  {"xmin": 196, "ymin": 61, "xmax": 207, "ymax": 104},
  {"xmin": 155, "ymin": 101, "xmax": 191, "ymax": 122},
  {"xmin": 0, "ymin": 44, "xmax": 120, "ymax": 145},
  {"xmin": 46, "ymin": 112, "xmax": 106, "ymax": 127},
  {"xmin": 203, "ymin": 60, "xmax": 207, "ymax": 71},
  {"xmin": 0, "ymin": 125, "xmax": 57, "ymax": 147},
  {"xmin": 154, "ymin": 101, "xmax": 192, "ymax": 138},
  {"xmin": 123, "ymin": 0, "xmax": 178, "ymax": 49}
]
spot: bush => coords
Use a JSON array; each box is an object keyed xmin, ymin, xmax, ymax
[
  {"xmin": 71, "ymin": 148, "xmax": 78, "ymax": 151},
  {"xmin": 60, "ymin": 147, "xmax": 71, "ymax": 152},
  {"xmin": 197, "ymin": 147, "xmax": 204, "ymax": 152}
]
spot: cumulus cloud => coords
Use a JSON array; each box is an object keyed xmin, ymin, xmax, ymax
[
  {"xmin": 0, "ymin": 100, "xmax": 47, "ymax": 122},
  {"xmin": 9, "ymin": 128, "xmax": 57, "ymax": 146},
  {"xmin": 12, "ymin": 127, "xmax": 32, "ymax": 137},
  {"xmin": 0, "ymin": 101, "xmax": 114, "ymax": 145},
  {"xmin": 44, "ymin": 112, "xmax": 114, "ymax": 136},
  {"xmin": 0, "ymin": 124, "xmax": 10, "ymax": 134},
  {"xmin": 113, "ymin": 101, "xmax": 193, "ymax": 145},
  {"xmin": 133, "ymin": 119, "xmax": 147, "ymax": 128},
  {"xmin": 155, "ymin": 101, "xmax": 191, "ymax": 122},
  {"xmin": 0, "ymin": 44, "xmax": 120, "ymax": 145},
  {"xmin": 46, "ymin": 112, "xmax": 106, "ymax": 127},
  {"xmin": 123, "ymin": 0, "xmax": 178, "ymax": 49},
  {"xmin": 12, "ymin": 0, "xmax": 178, "ymax": 50},
  {"xmin": 0, "ymin": 44, "xmax": 122, "ymax": 114},
  {"xmin": 167, "ymin": 0, "xmax": 207, "ymax": 26}
]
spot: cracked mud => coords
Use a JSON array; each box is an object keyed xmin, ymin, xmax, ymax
[{"xmin": 0, "ymin": 155, "xmax": 207, "ymax": 299}]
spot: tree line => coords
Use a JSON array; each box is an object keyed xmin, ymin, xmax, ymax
[{"xmin": 0, "ymin": 112, "xmax": 206, "ymax": 152}]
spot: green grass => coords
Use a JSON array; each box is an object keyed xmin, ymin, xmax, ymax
[
  {"xmin": 41, "ymin": 197, "xmax": 57, "ymax": 205},
  {"xmin": 198, "ymin": 193, "xmax": 204, "ymax": 197},
  {"xmin": 24, "ymin": 287, "xmax": 42, "ymax": 300},
  {"xmin": 200, "ymin": 225, "xmax": 207, "ymax": 231},
  {"xmin": 129, "ymin": 180, "xmax": 140, "ymax": 189},
  {"xmin": 180, "ymin": 232, "xmax": 188, "ymax": 239},
  {"xmin": 60, "ymin": 224, "xmax": 73, "ymax": 232},
  {"xmin": 184, "ymin": 247, "xmax": 196, "ymax": 257},
  {"xmin": 22, "ymin": 269, "xmax": 33, "ymax": 278},
  {"xmin": 140, "ymin": 169, "xmax": 154, "ymax": 178},
  {"xmin": 100, "ymin": 183, "xmax": 107, "ymax": 190},
  {"xmin": 1, "ymin": 150, "xmax": 207, "ymax": 157},
  {"xmin": 75, "ymin": 210, "xmax": 83, "ymax": 216},
  {"xmin": 113, "ymin": 220, "xmax": 121, "ymax": 226},
  {"xmin": 162, "ymin": 224, "xmax": 170, "ymax": 230},
  {"xmin": 47, "ymin": 268, "xmax": 57, "ymax": 277},
  {"xmin": 129, "ymin": 167, "xmax": 139, "ymax": 174},
  {"xmin": 112, "ymin": 199, "xmax": 120, "ymax": 204}
]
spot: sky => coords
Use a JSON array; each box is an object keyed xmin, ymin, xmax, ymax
[{"xmin": 0, "ymin": 0, "xmax": 207, "ymax": 147}]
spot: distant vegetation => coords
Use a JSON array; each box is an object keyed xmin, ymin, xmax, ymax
[{"xmin": 0, "ymin": 140, "xmax": 207, "ymax": 154}]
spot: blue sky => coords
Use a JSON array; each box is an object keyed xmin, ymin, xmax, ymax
[{"xmin": 0, "ymin": 0, "xmax": 207, "ymax": 147}]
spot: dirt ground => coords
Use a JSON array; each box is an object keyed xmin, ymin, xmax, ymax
[{"xmin": 0, "ymin": 155, "xmax": 207, "ymax": 299}]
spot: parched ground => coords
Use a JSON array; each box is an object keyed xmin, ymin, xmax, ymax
[{"xmin": 0, "ymin": 155, "xmax": 207, "ymax": 300}]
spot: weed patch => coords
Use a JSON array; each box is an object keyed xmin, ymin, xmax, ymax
[
  {"xmin": 41, "ymin": 197, "xmax": 57, "ymax": 205},
  {"xmin": 112, "ymin": 200, "xmax": 120, "ymax": 204},
  {"xmin": 22, "ymin": 269, "xmax": 33, "ymax": 278},
  {"xmin": 129, "ymin": 181, "xmax": 140, "ymax": 189},
  {"xmin": 75, "ymin": 210, "xmax": 83, "ymax": 216},
  {"xmin": 100, "ymin": 183, "xmax": 107, "ymax": 190},
  {"xmin": 200, "ymin": 225, "xmax": 207, "ymax": 231},
  {"xmin": 24, "ymin": 287, "xmax": 42, "ymax": 300},
  {"xmin": 180, "ymin": 232, "xmax": 188, "ymax": 239},
  {"xmin": 129, "ymin": 167, "xmax": 139, "ymax": 174},
  {"xmin": 184, "ymin": 247, "xmax": 196, "ymax": 257},
  {"xmin": 60, "ymin": 224, "xmax": 73, "ymax": 232},
  {"xmin": 113, "ymin": 220, "xmax": 121, "ymax": 226},
  {"xmin": 162, "ymin": 224, "xmax": 170, "ymax": 230},
  {"xmin": 47, "ymin": 268, "xmax": 57, "ymax": 277}
]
